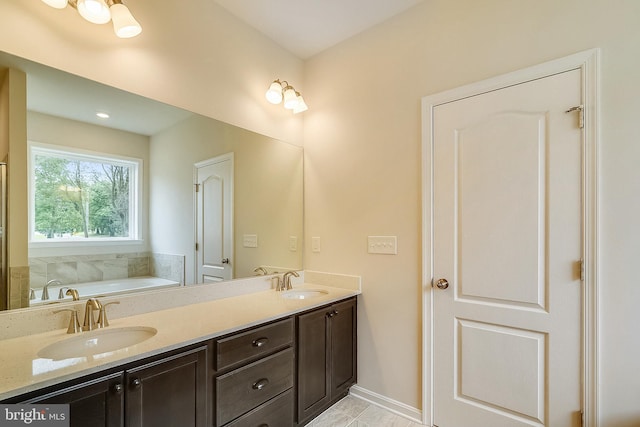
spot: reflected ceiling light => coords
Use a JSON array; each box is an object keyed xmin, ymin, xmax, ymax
[
  {"xmin": 96, "ymin": 112, "xmax": 110, "ymax": 119},
  {"xmin": 40, "ymin": 0, "xmax": 142, "ymax": 38},
  {"xmin": 77, "ymin": 0, "xmax": 110, "ymax": 24},
  {"xmin": 265, "ymin": 79, "xmax": 308, "ymax": 114}
]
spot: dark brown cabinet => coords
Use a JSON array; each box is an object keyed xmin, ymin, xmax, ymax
[
  {"xmin": 126, "ymin": 346, "xmax": 208, "ymax": 427},
  {"xmin": 24, "ymin": 372, "xmax": 125, "ymax": 427},
  {"xmin": 15, "ymin": 345, "xmax": 208, "ymax": 427},
  {"xmin": 214, "ymin": 317, "xmax": 295, "ymax": 426},
  {"xmin": 296, "ymin": 297, "xmax": 357, "ymax": 425}
]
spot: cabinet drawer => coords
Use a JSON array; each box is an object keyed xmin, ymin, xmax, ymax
[
  {"xmin": 216, "ymin": 348, "xmax": 294, "ymax": 426},
  {"xmin": 215, "ymin": 318, "xmax": 293, "ymax": 370},
  {"xmin": 225, "ymin": 389, "xmax": 293, "ymax": 427}
]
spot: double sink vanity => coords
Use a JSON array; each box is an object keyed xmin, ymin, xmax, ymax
[{"xmin": 0, "ymin": 275, "xmax": 360, "ymax": 427}]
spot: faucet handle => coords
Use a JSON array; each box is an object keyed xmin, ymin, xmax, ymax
[
  {"xmin": 271, "ymin": 276, "xmax": 283, "ymax": 291},
  {"xmin": 97, "ymin": 301, "xmax": 120, "ymax": 328},
  {"xmin": 53, "ymin": 309, "xmax": 81, "ymax": 334},
  {"xmin": 58, "ymin": 287, "xmax": 70, "ymax": 300}
]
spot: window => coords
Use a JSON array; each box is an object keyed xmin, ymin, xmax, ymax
[{"xmin": 29, "ymin": 143, "xmax": 141, "ymax": 243}]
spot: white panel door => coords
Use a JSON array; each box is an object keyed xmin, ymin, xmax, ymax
[
  {"xmin": 195, "ymin": 154, "xmax": 233, "ymax": 283},
  {"xmin": 433, "ymin": 70, "xmax": 583, "ymax": 426}
]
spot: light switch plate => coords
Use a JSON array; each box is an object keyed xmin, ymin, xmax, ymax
[
  {"xmin": 312, "ymin": 237, "xmax": 321, "ymax": 253},
  {"xmin": 368, "ymin": 236, "xmax": 397, "ymax": 254},
  {"xmin": 289, "ymin": 236, "xmax": 298, "ymax": 251},
  {"xmin": 243, "ymin": 234, "xmax": 258, "ymax": 248}
]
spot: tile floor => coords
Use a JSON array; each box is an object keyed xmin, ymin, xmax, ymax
[{"xmin": 307, "ymin": 395, "xmax": 424, "ymax": 427}]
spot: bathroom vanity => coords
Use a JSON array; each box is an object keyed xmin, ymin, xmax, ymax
[{"xmin": 0, "ymin": 285, "xmax": 358, "ymax": 427}]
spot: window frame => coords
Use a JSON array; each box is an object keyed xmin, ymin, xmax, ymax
[{"xmin": 28, "ymin": 141, "xmax": 143, "ymax": 248}]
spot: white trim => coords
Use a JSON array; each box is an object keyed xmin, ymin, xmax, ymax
[
  {"xmin": 349, "ymin": 385, "xmax": 423, "ymax": 424},
  {"xmin": 421, "ymin": 48, "xmax": 600, "ymax": 427},
  {"xmin": 28, "ymin": 141, "xmax": 144, "ymax": 249}
]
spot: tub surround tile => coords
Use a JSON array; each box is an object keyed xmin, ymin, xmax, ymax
[
  {"xmin": 46, "ymin": 262, "xmax": 78, "ymax": 285},
  {"xmin": 77, "ymin": 261, "xmax": 105, "ymax": 283}
]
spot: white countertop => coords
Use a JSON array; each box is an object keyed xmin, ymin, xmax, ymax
[{"xmin": 0, "ymin": 284, "xmax": 359, "ymax": 400}]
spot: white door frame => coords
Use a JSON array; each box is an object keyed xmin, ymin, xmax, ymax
[{"xmin": 421, "ymin": 49, "xmax": 600, "ymax": 427}]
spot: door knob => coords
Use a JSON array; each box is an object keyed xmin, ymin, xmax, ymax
[
  {"xmin": 435, "ymin": 278, "xmax": 449, "ymax": 290},
  {"xmin": 222, "ymin": 258, "xmax": 230, "ymax": 264}
]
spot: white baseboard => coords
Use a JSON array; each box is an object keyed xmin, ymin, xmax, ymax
[{"xmin": 349, "ymin": 385, "xmax": 423, "ymax": 424}]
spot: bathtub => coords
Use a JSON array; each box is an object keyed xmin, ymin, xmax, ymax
[{"xmin": 30, "ymin": 276, "xmax": 181, "ymax": 307}]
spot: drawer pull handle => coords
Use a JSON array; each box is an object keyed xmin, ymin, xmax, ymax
[
  {"xmin": 252, "ymin": 378, "xmax": 269, "ymax": 390},
  {"xmin": 252, "ymin": 337, "xmax": 269, "ymax": 347}
]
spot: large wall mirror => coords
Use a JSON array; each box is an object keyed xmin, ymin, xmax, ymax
[{"xmin": 0, "ymin": 51, "xmax": 303, "ymax": 311}]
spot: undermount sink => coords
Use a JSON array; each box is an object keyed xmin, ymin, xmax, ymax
[
  {"xmin": 38, "ymin": 326, "xmax": 157, "ymax": 360},
  {"xmin": 281, "ymin": 289, "xmax": 329, "ymax": 300}
]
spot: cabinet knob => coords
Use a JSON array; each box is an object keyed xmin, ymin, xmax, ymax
[
  {"xmin": 327, "ymin": 310, "xmax": 339, "ymax": 318},
  {"xmin": 252, "ymin": 337, "xmax": 269, "ymax": 348},
  {"xmin": 130, "ymin": 378, "xmax": 141, "ymax": 389},
  {"xmin": 113, "ymin": 383, "xmax": 123, "ymax": 394},
  {"xmin": 252, "ymin": 378, "xmax": 269, "ymax": 390}
]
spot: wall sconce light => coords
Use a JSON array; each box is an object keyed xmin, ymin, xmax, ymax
[
  {"xmin": 265, "ymin": 79, "xmax": 308, "ymax": 114},
  {"xmin": 40, "ymin": 0, "xmax": 142, "ymax": 38}
]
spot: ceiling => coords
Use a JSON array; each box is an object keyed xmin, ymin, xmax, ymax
[
  {"xmin": 0, "ymin": 51, "xmax": 191, "ymax": 136},
  {"xmin": 213, "ymin": 0, "xmax": 424, "ymax": 59}
]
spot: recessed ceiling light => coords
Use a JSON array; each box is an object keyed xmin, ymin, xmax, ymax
[{"xmin": 96, "ymin": 112, "xmax": 110, "ymax": 119}]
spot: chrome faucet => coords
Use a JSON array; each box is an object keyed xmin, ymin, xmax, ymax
[
  {"xmin": 82, "ymin": 298, "xmax": 102, "ymax": 331},
  {"xmin": 282, "ymin": 271, "xmax": 300, "ymax": 291},
  {"xmin": 42, "ymin": 279, "xmax": 62, "ymax": 301}
]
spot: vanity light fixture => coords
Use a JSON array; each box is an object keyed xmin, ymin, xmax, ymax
[
  {"xmin": 265, "ymin": 79, "xmax": 308, "ymax": 114},
  {"xmin": 40, "ymin": 0, "xmax": 142, "ymax": 39}
]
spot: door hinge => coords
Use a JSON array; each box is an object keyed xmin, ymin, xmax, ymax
[
  {"xmin": 565, "ymin": 105, "xmax": 584, "ymax": 129},
  {"xmin": 580, "ymin": 259, "xmax": 585, "ymax": 282},
  {"xmin": 194, "ymin": 183, "xmax": 200, "ymax": 192},
  {"xmin": 581, "ymin": 409, "xmax": 585, "ymax": 427},
  {"xmin": 195, "ymin": 242, "xmax": 199, "ymax": 251}
]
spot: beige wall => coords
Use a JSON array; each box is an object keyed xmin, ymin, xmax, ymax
[
  {"xmin": 0, "ymin": 0, "xmax": 304, "ymax": 145},
  {"xmin": 27, "ymin": 111, "xmax": 150, "ymax": 257},
  {"xmin": 303, "ymin": 0, "xmax": 640, "ymax": 424},
  {"xmin": 149, "ymin": 114, "xmax": 303, "ymax": 284},
  {"xmin": 0, "ymin": 0, "xmax": 638, "ymax": 425}
]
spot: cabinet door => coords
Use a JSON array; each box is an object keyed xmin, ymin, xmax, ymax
[
  {"xmin": 25, "ymin": 372, "xmax": 124, "ymax": 427},
  {"xmin": 126, "ymin": 345, "xmax": 208, "ymax": 427},
  {"xmin": 296, "ymin": 306, "xmax": 330, "ymax": 423},
  {"xmin": 329, "ymin": 298, "xmax": 357, "ymax": 398}
]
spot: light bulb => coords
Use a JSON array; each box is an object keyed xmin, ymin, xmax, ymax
[
  {"xmin": 41, "ymin": 0, "xmax": 68, "ymax": 9},
  {"xmin": 77, "ymin": 0, "xmax": 111, "ymax": 24},
  {"xmin": 265, "ymin": 81, "xmax": 283, "ymax": 104},
  {"xmin": 283, "ymin": 86, "xmax": 299, "ymax": 109},
  {"xmin": 293, "ymin": 94, "xmax": 308, "ymax": 114},
  {"xmin": 110, "ymin": 3, "xmax": 142, "ymax": 38}
]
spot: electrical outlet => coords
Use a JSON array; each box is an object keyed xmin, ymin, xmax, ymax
[{"xmin": 368, "ymin": 236, "xmax": 397, "ymax": 254}]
